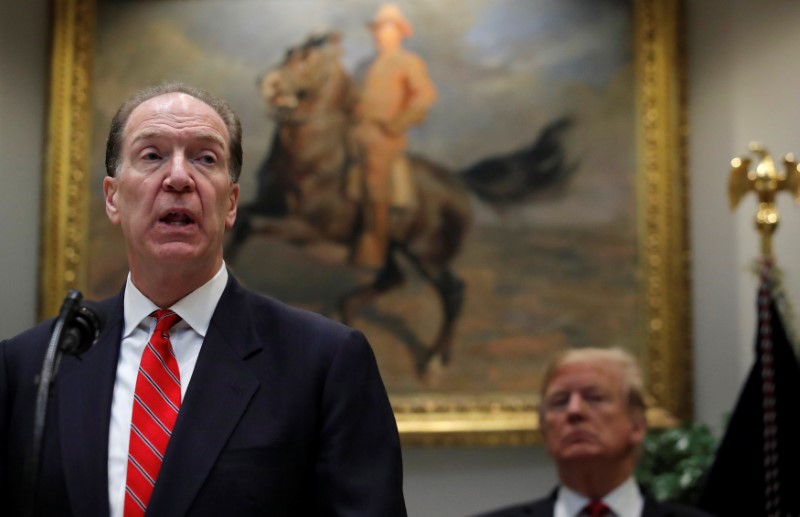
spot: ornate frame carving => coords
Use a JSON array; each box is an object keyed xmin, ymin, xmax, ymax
[{"xmin": 40, "ymin": 0, "xmax": 689, "ymax": 445}]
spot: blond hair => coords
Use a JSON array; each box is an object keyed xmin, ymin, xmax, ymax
[{"xmin": 539, "ymin": 347, "xmax": 647, "ymax": 428}]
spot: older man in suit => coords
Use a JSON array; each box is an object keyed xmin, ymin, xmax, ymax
[
  {"xmin": 476, "ymin": 348, "xmax": 712, "ymax": 517},
  {"xmin": 0, "ymin": 83, "xmax": 406, "ymax": 516}
]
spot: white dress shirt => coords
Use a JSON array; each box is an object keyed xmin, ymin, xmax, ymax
[
  {"xmin": 107, "ymin": 265, "xmax": 229, "ymax": 517},
  {"xmin": 555, "ymin": 476, "xmax": 644, "ymax": 517}
]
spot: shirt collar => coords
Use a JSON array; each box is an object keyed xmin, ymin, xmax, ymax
[
  {"xmin": 558, "ymin": 476, "xmax": 642, "ymax": 517},
  {"xmin": 122, "ymin": 263, "xmax": 229, "ymax": 338},
  {"xmin": 602, "ymin": 476, "xmax": 642, "ymax": 517},
  {"xmin": 558, "ymin": 483, "xmax": 591, "ymax": 517}
]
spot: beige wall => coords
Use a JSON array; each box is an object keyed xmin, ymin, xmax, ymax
[
  {"xmin": 0, "ymin": 0, "xmax": 47, "ymax": 333},
  {"xmin": 3, "ymin": 0, "xmax": 800, "ymax": 514},
  {"xmin": 690, "ymin": 0, "xmax": 800, "ymax": 434}
]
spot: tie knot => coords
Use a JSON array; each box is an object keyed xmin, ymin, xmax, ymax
[
  {"xmin": 151, "ymin": 309, "xmax": 181, "ymax": 332},
  {"xmin": 583, "ymin": 499, "xmax": 611, "ymax": 517}
]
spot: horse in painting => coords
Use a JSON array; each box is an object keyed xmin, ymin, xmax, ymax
[{"xmin": 225, "ymin": 33, "xmax": 572, "ymax": 373}]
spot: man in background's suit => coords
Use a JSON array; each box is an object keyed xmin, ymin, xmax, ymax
[
  {"xmin": 475, "ymin": 348, "xmax": 712, "ymax": 517},
  {"xmin": 0, "ymin": 83, "xmax": 406, "ymax": 516}
]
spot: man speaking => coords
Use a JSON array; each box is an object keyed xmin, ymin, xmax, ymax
[{"xmin": 0, "ymin": 83, "xmax": 406, "ymax": 516}]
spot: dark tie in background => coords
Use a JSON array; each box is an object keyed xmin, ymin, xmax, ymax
[{"xmin": 124, "ymin": 310, "xmax": 182, "ymax": 516}]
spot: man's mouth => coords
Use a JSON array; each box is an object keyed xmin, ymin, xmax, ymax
[
  {"xmin": 563, "ymin": 430, "xmax": 596, "ymax": 445},
  {"xmin": 160, "ymin": 212, "xmax": 195, "ymax": 226}
]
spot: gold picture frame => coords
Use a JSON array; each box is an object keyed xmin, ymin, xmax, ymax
[{"xmin": 40, "ymin": 0, "xmax": 689, "ymax": 445}]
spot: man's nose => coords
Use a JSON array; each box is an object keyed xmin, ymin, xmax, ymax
[
  {"xmin": 565, "ymin": 392, "xmax": 586, "ymax": 416},
  {"xmin": 164, "ymin": 154, "xmax": 194, "ymax": 191}
]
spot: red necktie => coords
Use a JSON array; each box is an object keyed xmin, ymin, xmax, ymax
[
  {"xmin": 584, "ymin": 499, "xmax": 611, "ymax": 517},
  {"xmin": 124, "ymin": 310, "xmax": 182, "ymax": 516}
]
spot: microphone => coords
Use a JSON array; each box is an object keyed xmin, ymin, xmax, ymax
[
  {"xmin": 24, "ymin": 290, "xmax": 104, "ymax": 516},
  {"xmin": 59, "ymin": 298, "xmax": 104, "ymax": 355}
]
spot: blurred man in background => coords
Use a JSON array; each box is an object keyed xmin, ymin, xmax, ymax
[{"xmin": 477, "ymin": 348, "xmax": 712, "ymax": 517}]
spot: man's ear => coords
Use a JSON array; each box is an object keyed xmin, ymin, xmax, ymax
[
  {"xmin": 630, "ymin": 414, "xmax": 647, "ymax": 447},
  {"xmin": 225, "ymin": 183, "xmax": 240, "ymax": 229},
  {"xmin": 103, "ymin": 176, "xmax": 120, "ymax": 224}
]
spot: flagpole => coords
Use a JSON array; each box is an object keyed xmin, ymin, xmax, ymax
[
  {"xmin": 700, "ymin": 141, "xmax": 800, "ymax": 516},
  {"xmin": 729, "ymin": 143, "xmax": 799, "ymax": 514}
]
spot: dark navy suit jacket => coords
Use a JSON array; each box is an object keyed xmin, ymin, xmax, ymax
[
  {"xmin": 0, "ymin": 275, "xmax": 406, "ymax": 516},
  {"xmin": 474, "ymin": 489, "xmax": 715, "ymax": 517}
]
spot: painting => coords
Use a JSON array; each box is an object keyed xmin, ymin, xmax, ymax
[{"xmin": 41, "ymin": 0, "xmax": 689, "ymax": 444}]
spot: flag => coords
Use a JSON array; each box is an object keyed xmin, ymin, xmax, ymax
[{"xmin": 698, "ymin": 258, "xmax": 800, "ymax": 516}]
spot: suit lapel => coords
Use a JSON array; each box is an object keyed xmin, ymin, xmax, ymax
[
  {"xmin": 146, "ymin": 278, "xmax": 261, "ymax": 516},
  {"xmin": 641, "ymin": 495, "xmax": 670, "ymax": 517},
  {"xmin": 57, "ymin": 293, "xmax": 124, "ymax": 517},
  {"xmin": 516, "ymin": 488, "xmax": 556, "ymax": 517},
  {"xmin": 537, "ymin": 488, "xmax": 557, "ymax": 517}
]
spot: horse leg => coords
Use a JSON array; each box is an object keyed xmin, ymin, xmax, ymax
[
  {"xmin": 430, "ymin": 269, "xmax": 466, "ymax": 365},
  {"xmin": 338, "ymin": 254, "xmax": 466, "ymax": 375},
  {"xmin": 339, "ymin": 252, "xmax": 405, "ymax": 325},
  {"xmin": 401, "ymin": 249, "xmax": 466, "ymax": 368}
]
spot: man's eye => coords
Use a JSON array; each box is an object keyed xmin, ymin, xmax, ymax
[
  {"xmin": 584, "ymin": 393, "xmax": 608, "ymax": 404},
  {"xmin": 142, "ymin": 151, "xmax": 160, "ymax": 161},
  {"xmin": 198, "ymin": 154, "xmax": 217, "ymax": 165},
  {"xmin": 545, "ymin": 397, "xmax": 568, "ymax": 411}
]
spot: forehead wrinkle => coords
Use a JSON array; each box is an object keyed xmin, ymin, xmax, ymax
[{"xmin": 128, "ymin": 126, "xmax": 228, "ymax": 151}]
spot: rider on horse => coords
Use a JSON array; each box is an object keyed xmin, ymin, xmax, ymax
[{"xmin": 350, "ymin": 4, "xmax": 437, "ymax": 268}]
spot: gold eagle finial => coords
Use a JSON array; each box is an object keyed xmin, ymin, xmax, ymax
[{"xmin": 728, "ymin": 142, "xmax": 800, "ymax": 256}]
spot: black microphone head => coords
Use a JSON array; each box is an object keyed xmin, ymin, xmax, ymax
[
  {"xmin": 78, "ymin": 300, "xmax": 105, "ymax": 332},
  {"xmin": 59, "ymin": 300, "xmax": 105, "ymax": 355}
]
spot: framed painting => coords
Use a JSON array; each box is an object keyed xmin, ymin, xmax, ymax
[{"xmin": 40, "ymin": 0, "xmax": 689, "ymax": 445}]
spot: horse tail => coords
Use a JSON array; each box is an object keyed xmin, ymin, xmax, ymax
[{"xmin": 457, "ymin": 115, "xmax": 575, "ymax": 204}]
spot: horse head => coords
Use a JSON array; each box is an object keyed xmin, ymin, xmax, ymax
[{"xmin": 260, "ymin": 31, "xmax": 353, "ymax": 123}]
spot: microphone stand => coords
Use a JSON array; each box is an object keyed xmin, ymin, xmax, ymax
[{"xmin": 23, "ymin": 289, "xmax": 100, "ymax": 517}]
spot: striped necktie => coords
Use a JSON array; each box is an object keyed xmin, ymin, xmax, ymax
[{"xmin": 124, "ymin": 310, "xmax": 182, "ymax": 516}]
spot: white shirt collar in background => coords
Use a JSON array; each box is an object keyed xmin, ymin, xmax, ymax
[{"xmin": 556, "ymin": 475, "xmax": 643, "ymax": 517}]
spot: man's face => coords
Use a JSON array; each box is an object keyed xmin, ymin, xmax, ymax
[
  {"xmin": 103, "ymin": 93, "xmax": 239, "ymax": 275},
  {"xmin": 372, "ymin": 22, "xmax": 403, "ymax": 51},
  {"xmin": 541, "ymin": 360, "xmax": 645, "ymax": 467}
]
